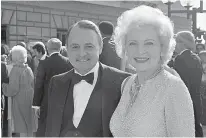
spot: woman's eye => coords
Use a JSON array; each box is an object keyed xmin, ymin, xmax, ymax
[{"xmin": 129, "ymin": 42, "xmax": 136, "ymax": 46}]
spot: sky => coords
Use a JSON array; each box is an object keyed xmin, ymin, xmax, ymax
[{"xmin": 197, "ymin": 0, "xmax": 206, "ymax": 31}]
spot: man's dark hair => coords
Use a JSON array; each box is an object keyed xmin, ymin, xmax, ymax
[
  {"xmin": 32, "ymin": 42, "xmax": 46, "ymax": 55},
  {"xmin": 66, "ymin": 20, "xmax": 103, "ymax": 47},
  {"xmin": 98, "ymin": 21, "xmax": 114, "ymax": 36}
]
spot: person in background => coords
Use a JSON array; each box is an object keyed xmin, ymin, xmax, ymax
[
  {"xmin": 110, "ymin": 5, "xmax": 194, "ymax": 137},
  {"xmin": 33, "ymin": 38, "xmax": 73, "ymax": 137},
  {"xmin": 196, "ymin": 43, "xmax": 205, "ymax": 54},
  {"xmin": 5, "ymin": 50, "xmax": 14, "ymax": 137},
  {"xmin": 1, "ymin": 54, "xmax": 7, "ymax": 62},
  {"xmin": 198, "ymin": 50, "xmax": 206, "ymax": 126},
  {"xmin": 203, "ymin": 33, "xmax": 206, "ymax": 45},
  {"xmin": 1, "ymin": 44, "xmax": 10, "ymax": 55},
  {"xmin": 2, "ymin": 46, "xmax": 36, "ymax": 137},
  {"xmin": 60, "ymin": 46, "xmax": 68, "ymax": 57},
  {"xmin": 18, "ymin": 42, "xmax": 34, "ymax": 72},
  {"xmin": 98, "ymin": 21, "xmax": 122, "ymax": 70},
  {"xmin": 1, "ymin": 61, "xmax": 9, "ymax": 137},
  {"xmin": 1, "ymin": 44, "xmax": 9, "ymax": 137},
  {"xmin": 31, "ymin": 42, "xmax": 48, "ymax": 79},
  {"xmin": 32, "ymin": 42, "xmax": 47, "ymax": 61},
  {"xmin": 26, "ymin": 42, "xmax": 39, "ymax": 77},
  {"xmin": 174, "ymin": 31, "xmax": 203, "ymax": 137}
]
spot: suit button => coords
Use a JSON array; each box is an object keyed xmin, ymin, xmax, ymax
[{"xmin": 74, "ymin": 132, "xmax": 78, "ymax": 136}]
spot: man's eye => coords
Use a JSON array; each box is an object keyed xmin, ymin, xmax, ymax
[
  {"xmin": 72, "ymin": 45, "xmax": 79, "ymax": 49},
  {"xmin": 145, "ymin": 42, "xmax": 154, "ymax": 45},
  {"xmin": 86, "ymin": 45, "xmax": 93, "ymax": 48}
]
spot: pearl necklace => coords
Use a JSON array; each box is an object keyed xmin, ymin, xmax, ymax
[{"xmin": 127, "ymin": 66, "xmax": 163, "ymax": 112}]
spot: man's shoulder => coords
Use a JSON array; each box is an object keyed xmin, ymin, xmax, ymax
[
  {"xmin": 176, "ymin": 50, "xmax": 194, "ymax": 60},
  {"xmin": 51, "ymin": 69, "xmax": 73, "ymax": 82},
  {"xmin": 50, "ymin": 53, "xmax": 69, "ymax": 62},
  {"xmin": 44, "ymin": 54, "xmax": 67, "ymax": 63},
  {"xmin": 174, "ymin": 50, "xmax": 202, "ymax": 71},
  {"xmin": 180, "ymin": 49, "xmax": 200, "ymax": 62},
  {"xmin": 101, "ymin": 63, "xmax": 131, "ymax": 77}
]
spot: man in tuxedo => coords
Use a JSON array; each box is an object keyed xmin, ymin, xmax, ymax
[
  {"xmin": 32, "ymin": 38, "xmax": 73, "ymax": 136},
  {"xmin": 45, "ymin": 20, "xmax": 130, "ymax": 137},
  {"xmin": 173, "ymin": 31, "xmax": 203, "ymax": 137}
]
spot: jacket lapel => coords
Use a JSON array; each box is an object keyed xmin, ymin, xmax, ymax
[
  {"xmin": 99, "ymin": 63, "xmax": 117, "ymax": 137},
  {"xmin": 49, "ymin": 69, "xmax": 74, "ymax": 136}
]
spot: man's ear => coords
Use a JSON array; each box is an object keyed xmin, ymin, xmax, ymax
[{"xmin": 99, "ymin": 43, "xmax": 103, "ymax": 55}]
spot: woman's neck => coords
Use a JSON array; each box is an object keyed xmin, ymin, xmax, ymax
[{"xmin": 136, "ymin": 64, "xmax": 162, "ymax": 85}]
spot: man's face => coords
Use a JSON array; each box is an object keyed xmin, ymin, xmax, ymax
[
  {"xmin": 33, "ymin": 49, "xmax": 43, "ymax": 60},
  {"xmin": 175, "ymin": 38, "xmax": 186, "ymax": 54},
  {"xmin": 196, "ymin": 45, "xmax": 205, "ymax": 54},
  {"xmin": 67, "ymin": 26, "xmax": 102, "ymax": 75}
]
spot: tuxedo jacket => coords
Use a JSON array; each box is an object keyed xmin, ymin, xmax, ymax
[
  {"xmin": 33, "ymin": 53, "xmax": 73, "ymax": 107},
  {"xmin": 174, "ymin": 49, "xmax": 203, "ymax": 137},
  {"xmin": 33, "ymin": 53, "xmax": 73, "ymax": 136},
  {"xmin": 45, "ymin": 63, "xmax": 130, "ymax": 137}
]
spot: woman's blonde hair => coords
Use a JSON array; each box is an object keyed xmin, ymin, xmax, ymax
[
  {"xmin": 11, "ymin": 45, "xmax": 27, "ymax": 64},
  {"xmin": 112, "ymin": 5, "xmax": 175, "ymax": 65}
]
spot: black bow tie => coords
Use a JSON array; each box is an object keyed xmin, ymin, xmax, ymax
[{"xmin": 73, "ymin": 72, "xmax": 94, "ymax": 85}]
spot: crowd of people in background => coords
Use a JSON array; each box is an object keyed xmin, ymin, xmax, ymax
[{"xmin": 1, "ymin": 4, "xmax": 206, "ymax": 137}]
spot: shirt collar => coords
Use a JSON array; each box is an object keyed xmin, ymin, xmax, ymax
[
  {"xmin": 74, "ymin": 62, "xmax": 99, "ymax": 76},
  {"xmin": 50, "ymin": 52, "xmax": 59, "ymax": 56},
  {"xmin": 74, "ymin": 62, "xmax": 99, "ymax": 85},
  {"xmin": 40, "ymin": 54, "xmax": 47, "ymax": 60}
]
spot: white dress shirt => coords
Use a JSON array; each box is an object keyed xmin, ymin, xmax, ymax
[
  {"xmin": 40, "ymin": 53, "xmax": 47, "ymax": 60},
  {"xmin": 73, "ymin": 62, "xmax": 99, "ymax": 128}
]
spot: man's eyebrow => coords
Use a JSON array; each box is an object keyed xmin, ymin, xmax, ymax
[
  {"xmin": 85, "ymin": 43, "xmax": 94, "ymax": 46},
  {"xmin": 70, "ymin": 43, "xmax": 79, "ymax": 46}
]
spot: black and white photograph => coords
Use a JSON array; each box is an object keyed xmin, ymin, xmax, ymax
[{"xmin": 1, "ymin": 0, "xmax": 206, "ymax": 137}]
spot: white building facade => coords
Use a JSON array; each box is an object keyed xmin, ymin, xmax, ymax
[{"xmin": 1, "ymin": 1, "xmax": 192, "ymax": 48}]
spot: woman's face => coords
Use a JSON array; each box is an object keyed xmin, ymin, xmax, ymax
[{"xmin": 125, "ymin": 25, "xmax": 162, "ymax": 72}]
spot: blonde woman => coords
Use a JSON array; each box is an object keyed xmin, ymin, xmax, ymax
[
  {"xmin": 2, "ymin": 46, "xmax": 36, "ymax": 136},
  {"xmin": 110, "ymin": 5, "xmax": 194, "ymax": 137}
]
